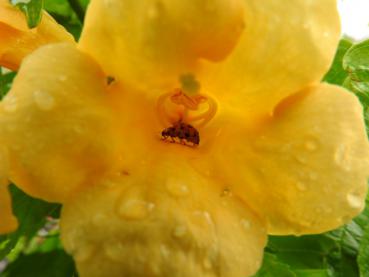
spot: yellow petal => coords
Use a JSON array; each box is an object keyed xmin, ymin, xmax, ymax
[
  {"xmin": 0, "ymin": 146, "xmax": 17, "ymax": 234},
  {"xmin": 0, "ymin": 0, "xmax": 74, "ymax": 70},
  {"xmin": 61, "ymin": 156, "xmax": 267, "ymax": 277},
  {"xmin": 200, "ymin": 0, "xmax": 341, "ymax": 120},
  {"xmin": 0, "ymin": 43, "xmax": 123, "ymax": 203},
  {"xmin": 79, "ymin": 0, "xmax": 246, "ymax": 89},
  {"xmin": 211, "ymin": 84, "xmax": 369, "ymax": 235}
]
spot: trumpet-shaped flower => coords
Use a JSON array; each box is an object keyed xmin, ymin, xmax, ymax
[{"xmin": 1, "ymin": 0, "xmax": 369, "ymax": 276}]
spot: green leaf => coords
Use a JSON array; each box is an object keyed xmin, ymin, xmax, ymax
[
  {"xmin": 1, "ymin": 250, "xmax": 76, "ymax": 277},
  {"xmin": 343, "ymin": 39, "xmax": 369, "ymax": 94},
  {"xmin": 266, "ymin": 235, "xmax": 337, "ymax": 271},
  {"xmin": 0, "ymin": 68, "xmax": 16, "ymax": 100},
  {"xmin": 253, "ymin": 253, "xmax": 296, "ymax": 277},
  {"xmin": 10, "ymin": 0, "xmax": 44, "ymax": 29},
  {"xmin": 0, "ymin": 185, "xmax": 61, "ymax": 259},
  {"xmin": 323, "ymin": 39, "xmax": 353, "ymax": 85},
  {"xmin": 358, "ymin": 225, "xmax": 369, "ymax": 276}
]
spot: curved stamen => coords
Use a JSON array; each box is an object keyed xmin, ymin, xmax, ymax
[
  {"xmin": 185, "ymin": 95, "xmax": 217, "ymax": 128},
  {"xmin": 156, "ymin": 89, "xmax": 217, "ymax": 128}
]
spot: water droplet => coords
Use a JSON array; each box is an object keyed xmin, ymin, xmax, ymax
[
  {"xmin": 118, "ymin": 199, "xmax": 155, "ymax": 220},
  {"xmin": 147, "ymin": 6, "xmax": 158, "ymax": 19},
  {"xmin": 33, "ymin": 90, "xmax": 55, "ymax": 111},
  {"xmin": 73, "ymin": 125, "xmax": 85, "ymax": 134},
  {"xmin": 172, "ymin": 225, "xmax": 187, "ymax": 238},
  {"xmin": 166, "ymin": 181, "xmax": 189, "ymax": 197},
  {"xmin": 296, "ymin": 181, "xmax": 307, "ymax": 191},
  {"xmin": 308, "ymin": 172, "xmax": 318, "ymax": 181},
  {"xmin": 160, "ymin": 244, "xmax": 170, "ymax": 258},
  {"xmin": 3, "ymin": 94, "xmax": 18, "ymax": 112},
  {"xmin": 295, "ymin": 155, "xmax": 307, "ymax": 164},
  {"xmin": 74, "ymin": 244, "xmax": 95, "ymax": 262},
  {"xmin": 347, "ymin": 193, "xmax": 362, "ymax": 209},
  {"xmin": 92, "ymin": 213, "xmax": 108, "ymax": 225},
  {"xmin": 305, "ymin": 140, "xmax": 318, "ymax": 151},
  {"xmin": 203, "ymin": 258, "xmax": 212, "ymax": 269},
  {"xmin": 241, "ymin": 219, "xmax": 251, "ymax": 230},
  {"xmin": 58, "ymin": 75, "xmax": 67, "ymax": 82},
  {"xmin": 323, "ymin": 31, "xmax": 330, "ymax": 38},
  {"xmin": 334, "ymin": 145, "xmax": 351, "ymax": 171},
  {"xmin": 104, "ymin": 242, "xmax": 124, "ymax": 262},
  {"xmin": 192, "ymin": 211, "xmax": 214, "ymax": 228},
  {"xmin": 220, "ymin": 188, "xmax": 232, "ymax": 197}
]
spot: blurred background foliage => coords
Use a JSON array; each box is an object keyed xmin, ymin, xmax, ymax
[{"xmin": 0, "ymin": 0, "xmax": 369, "ymax": 276}]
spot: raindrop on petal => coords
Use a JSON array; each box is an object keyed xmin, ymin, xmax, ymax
[
  {"xmin": 74, "ymin": 244, "xmax": 95, "ymax": 262},
  {"xmin": 172, "ymin": 225, "xmax": 187, "ymax": 238},
  {"xmin": 3, "ymin": 94, "xmax": 18, "ymax": 112},
  {"xmin": 33, "ymin": 90, "xmax": 55, "ymax": 111},
  {"xmin": 118, "ymin": 199, "xmax": 155, "ymax": 220},
  {"xmin": 347, "ymin": 193, "xmax": 362, "ymax": 209},
  {"xmin": 166, "ymin": 181, "xmax": 189, "ymax": 197}
]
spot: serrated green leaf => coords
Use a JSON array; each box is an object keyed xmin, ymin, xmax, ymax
[
  {"xmin": 1, "ymin": 250, "xmax": 76, "ymax": 277},
  {"xmin": 323, "ymin": 39, "xmax": 353, "ymax": 85},
  {"xmin": 0, "ymin": 185, "xmax": 61, "ymax": 259},
  {"xmin": 358, "ymin": 225, "xmax": 369, "ymax": 277},
  {"xmin": 10, "ymin": 0, "xmax": 44, "ymax": 29}
]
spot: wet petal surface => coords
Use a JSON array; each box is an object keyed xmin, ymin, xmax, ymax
[
  {"xmin": 0, "ymin": 43, "xmax": 123, "ymax": 203},
  {"xmin": 211, "ymin": 84, "xmax": 369, "ymax": 235},
  {"xmin": 61, "ymin": 156, "xmax": 267, "ymax": 277},
  {"xmin": 0, "ymin": 0, "xmax": 74, "ymax": 70}
]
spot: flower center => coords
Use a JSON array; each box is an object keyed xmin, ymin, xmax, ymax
[{"xmin": 156, "ymin": 77, "xmax": 217, "ymax": 147}]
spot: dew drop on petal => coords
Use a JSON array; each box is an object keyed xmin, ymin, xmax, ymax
[
  {"xmin": 305, "ymin": 139, "xmax": 318, "ymax": 151},
  {"xmin": 172, "ymin": 225, "xmax": 187, "ymax": 238},
  {"xmin": 3, "ymin": 94, "xmax": 18, "ymax": 112},
  {"xmin": 240, "ymin": 219, "xmax": 251, "ymax": 230},
  {"xmin": 192, "ymin": 211, "xmax": 214, "ymax": 228},
  {"xmin": 74, "ymin": 244, "xmax": 95, "ymax": 262},
  {"xmin": 203, "ymin": 258, "xmax": 212, "ymax": 269},
  {"xmin": 295, "ymin": 155, "xmax": 307, "ymax": 164},
  {"xmin": 166, "ymin": 181, "xmax": 189, "ymax": 197},
  {"xmin": 160, "ymin": 244, "xmax": 170, "ymax": 258},
  {"xmin": 334, "ymin": 144, "xmax": 351, "ymax": 171},
  {"xmin": 296, "ymin": 181, "xmax": 307, "ymax": 191},
  {"xmin": 33, "ymin": 90, "xmax": 55, "ymax": 111},
  {"xmin": 347, "ymin": 193, "xmax": 362, "ymax": 209},
  {"xmin": 58, "ymin": 75, "xmax": 67, "ymax": 82},
  {"xmin": 104, "ymin": 242, "xmax": 125, "ymax": 262},
  {"xmin": 308, "ymin": 172, "xmax": 318, "ymax": 181},
  {"xmin": 118, "ymin": 199, "xmax": 155, "ymax": 220}
]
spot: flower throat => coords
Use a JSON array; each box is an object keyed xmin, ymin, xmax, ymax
[{"xmin": 156, "ymin": 76, "xmax": 217, "ymax": 147}]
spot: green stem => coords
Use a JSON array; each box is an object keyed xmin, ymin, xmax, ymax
[{"xmin": 67, "ymin": 0, "xmax": 85, "ymax": 23}]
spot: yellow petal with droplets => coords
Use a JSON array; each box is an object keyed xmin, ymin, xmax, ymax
[
  {"xmin": 61, "ymin": 156, "xmax": 266, "ymax": 277},
  {"xmin": 200, "ymin": 0, "xmax": 340, "ymax": 121},
  {"xmin": 79, "ymin": 0, "xmax": 245, "ymax": 90},
  {"xmin": 211, "ymin": 84, "xmax": 369, "ymax": 235},
  {"xmin": 0, "ymin": 146, "xmax": 17, "ymax": 234},
  {"xmin": 0, "ymin": 43, "xmax": 123, "ymax": 203},
  {"xmin": 0, "ymin": 0, "xmax": 74, "ymax": 70}
]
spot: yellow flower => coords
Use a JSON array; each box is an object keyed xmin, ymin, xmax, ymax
[{"xmin": 1, "ymin": 0, "xmax": 369, "ymax": 276}]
